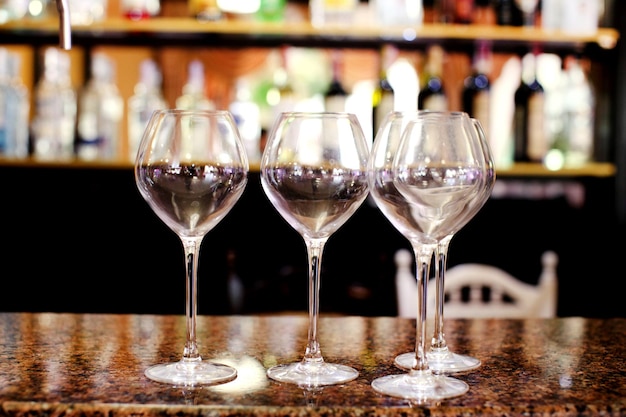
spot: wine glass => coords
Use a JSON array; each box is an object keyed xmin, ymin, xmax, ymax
[
  {"xmin": 260, "ymin": 111, "xmax": 370, "ymax": 386},
  {"xmin": 394, "ymin": 117, "xmax": 496, "ymax": 373},
  {"xmin": 368, "ymin": 111, "xmax": 486, "ymax": 401},
  {"xmin": 135, "ymin": 109, "xmax": 249, "ymax": 386}
]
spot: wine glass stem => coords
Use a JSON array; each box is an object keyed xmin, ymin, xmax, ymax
[
  {"xmin": 432, "ymin": 236, "xmax": 452, "ymax": 350},
  {"xmin": 181, "ymin": 237, "xmax": 203, "ymax": 362},
  {"xmin": 412, "ymin": 243, "xmax": 436, "ymax": 372},
  {"xmin": 303, "ymin": 237, "xmax": 326, "ymax": 363}
]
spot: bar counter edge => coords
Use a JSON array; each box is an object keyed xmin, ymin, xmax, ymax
[{"xmin": 1, "ymin": 313, "xmax": 625, "ymax": 416}]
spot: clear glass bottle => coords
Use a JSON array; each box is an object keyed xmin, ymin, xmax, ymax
[
  {"xmin": 0, "ymin": 48, "xmax": 13, "ymax": 155},
  {"xmin": 0, "ymin": 49, "xmax": 30, "ymax": 158},
  {"xmin": 127, "ymin": 58, "xmax": 167, "ymax": 161},
  {"xmin": 309, "ymin": 0, "xmax": 358, "ymax": 27},
  {"xmin": 76, "ymin": 52, "xmax": 124, "ymax": 161},
  {"xmin": 30, "ymin": 47, "xmax": 77, "ymax": 160},
  {"xmin": 266, "ymin": 47, "xmax": 299, "ymax": 125},
  {"xmin": 176, "ymin": 60, "xmax": 215, "ymax": 111},
  {"xmin": 69, "ymin": 0, "xmax": 108, "ymax": 25},
  {"xmin": 0, "ymin": 0, "xmax": 28, "ymax": 23},
  {"xmin": 563, "ymin": 55, "xmax": 595, "ymax": 165},
  {"xmin": 230, "ymin": 77, "xmax": 261, "ymax": 164},
  {"xmin": 372, "ymin": 0, "xmax": 423, "ymax": 26}
]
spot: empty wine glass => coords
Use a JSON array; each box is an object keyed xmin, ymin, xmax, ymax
[
  {"xmin": 394, "ymin": 117, "xmax": 495, "ymax": 374},
  {"xmin": 260, "ymin": 111, "xmax": 370, "ymax": 386},
  {"xmin": 368, "ymin": 111, "xmax": 487, "ymax": 401},
  {"xmin": 135, "ymin": 109, "xmax": 249, "ymax": 386}
]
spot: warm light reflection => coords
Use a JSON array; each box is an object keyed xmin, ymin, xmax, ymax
[{"xmin": 209, "ymin": 355, "xmax": 268, "ymax": 394}]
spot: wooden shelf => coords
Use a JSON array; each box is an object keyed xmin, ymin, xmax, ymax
[
  {"xmin": 0, "ymin": 158, "xmax": 615, "ymax": 178},
  {"xmin": 0, "ymin": 18, "xmax": 619, "ymax": 181},
  {"xmin": 0, "ymin": 18, "xmax": 619, "ymax": 53},
  {"xmin": 495, "ymin": 162, "xmax": 615, "ymax": 178},
  {"xmin": 0, "ymin": 157, "xmax": 134, "ymax": 170}
]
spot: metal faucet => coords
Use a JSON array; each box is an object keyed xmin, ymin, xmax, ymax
[{"xmin": 56, "ymin": 0, "xmax": 71, "ymax": 49}]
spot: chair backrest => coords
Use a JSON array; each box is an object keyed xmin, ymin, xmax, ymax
[{"xmin": 394, "ymin": 249, "xmax": 558, "ymax": 319}]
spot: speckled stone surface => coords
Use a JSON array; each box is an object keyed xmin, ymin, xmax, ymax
[{"xmin": 0, "ymin": 313, "xmax": 625, "ymax": 416}]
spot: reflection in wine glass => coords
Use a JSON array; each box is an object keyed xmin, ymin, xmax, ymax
[
  {"xmin": 368, "ymin": 111, "xmax": 488, "ymax": 401},
  {"xmin": 260, "ymin": 112, "xmax": 370, "ymax": 386},
  {"xmin": 135, "ymin": 109, "xmax": 248, "ymax": 386},
  {"xmin": 395, "ymin": 117, "xmax": 495, "ymax": 373}
]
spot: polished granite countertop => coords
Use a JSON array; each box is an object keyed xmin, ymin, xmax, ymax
[{"xmin": 0, "ymin": 313, "xmax": 625, "ymax": 416}]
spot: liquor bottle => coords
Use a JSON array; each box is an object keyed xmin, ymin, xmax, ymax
[
  {"xmin": 540, "ymin": 0, "xmax": 560, "ymax": 30},
  {"xmin": 256, "ymin": 0, "xmax": 286, "ymax": 22},
  {"xmin": 462, "ymin": 41, "xmax": 492, "ymax": 138},
  {"xmin": 188, "ymin": 0, "xmax": 222, "ymax": 21},
  {"xmin": 372, "ymin": 44, "xmax": 397, "ymax": 140},
  {"xmin": 0, "ymin": 48, "xmax": 29, "ymax": 158},
  {"xmin": 127, "ymin": 58, "xmax": 167, "ymax": 161},
  {"xmin": 512, "ymin": 49, "xmax": 547, "ymax": 163},
  {"xmin": 373, "ymin": 0, "xmax": 423, "ymax": 26},
  {"xmin": 562, "ymin": 55, "xmax": 595, "ymax": 165},
  {"xmin": 216, "ymin": 0, "xmax": 260, "ymax": 14},
  {"xmin": 230, "ymin": 78, "xmax": 262, "ymax": 164},
  {"xmin": 453, "ymin": 0, "xmax": 475, "ymax": 23},
  {"xmin": 121, "ymin": 0, "xmax": 160, "ymax": 20},
  {"xmin": 435, "ymin": 0, "xmax": 455, "ymax": 23},
  {"xmin": 323, "ymin": 49, "xmax": 349, "ymax": 113},
  {"xmin": 69, "ymin": 0, "xmax": 107, "ymax": 25},
  {"xmin": 76, "ymin": 52, "xmax": 124, "ymax": 161},
  {"xmin": 309, "ymin": 0, "xmax": 358, "ymax": 27},
  {"xmin": 418, "ymin": 44, "xmax": 448, "ymax": 111},
  {"xmin": 30, "ymin": 47, "xmax": 77, "ymax": 160},
  {"xmin": 176, "ymin": 59, "xmax": 215, "ymax": 111},
  {"xmin": 561, "ymin": 0, "xmax": 599, "ymax": 35},
  {"xmin": 492, "ymin": 0, "xmax": 522, "ymax": 26},
  {"xmin": 266, "ymin": 47, "xmax": 299, "ymax": 125}
]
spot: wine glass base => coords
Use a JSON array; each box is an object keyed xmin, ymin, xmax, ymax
[
  {"xmin": 267, "ymin": 361, "xmax": 359, "ymax": 387},
  {"xmin": 145, "ymin": 360, "xmax": 237, "ymax": 386},
  {"xmin": 371, "ymin": 371, "xmax": 469, "ymax": 401},
  {"xmin": 395, "ymin": 351, "xmax": 481, "ymax": 374}
]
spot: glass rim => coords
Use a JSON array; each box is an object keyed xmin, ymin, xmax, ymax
[
  {"xmin": 151, "ymin": 109, "xmax": 234, "ymax": 117},
  {"xmin": 388, "ymin": 110, "xmax": 470, "ymax": 118},
  {"xmin": 278, "ymin": 111, "xmax": 358, "ymax": 118}
]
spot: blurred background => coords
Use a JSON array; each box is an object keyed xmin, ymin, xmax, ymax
[{"xmin": 0, "ymin": 0, "xmax": 624, "ymax": 318}]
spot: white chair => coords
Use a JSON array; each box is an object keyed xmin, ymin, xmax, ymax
[{"xmin": 395, "ymin": 249, "xmax": 558, "ymax": 319}]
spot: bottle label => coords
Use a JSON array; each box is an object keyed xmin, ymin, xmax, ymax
[
  {"xmin": 373, "ymin": 93, "xmax": 394, "ymax": 136},
  {"xmin": 472, "ymin": 91, "xmax": 490, "ymax": 137},
  {"xmin": 310, "ymin": 0, "xmax": 357, "ymax": 26},
  {"xmin": 325, "ymin": 95, "xmax": 347, "ymax": 113},
  {"xmin": 527, "ymin": 92, "xmax": 547, "ymax": 162},
  {"xmin": 562, "ymin": 0, "xmax": 598, "ymax": 35},
  {"xmin": 323, "ymin": 0, "xmax": 356, "ymax": 10}
]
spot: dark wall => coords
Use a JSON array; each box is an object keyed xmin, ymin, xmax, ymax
[{"xmin": 1, "ymin": 165, "xmax": 624, "ymax": 318}]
